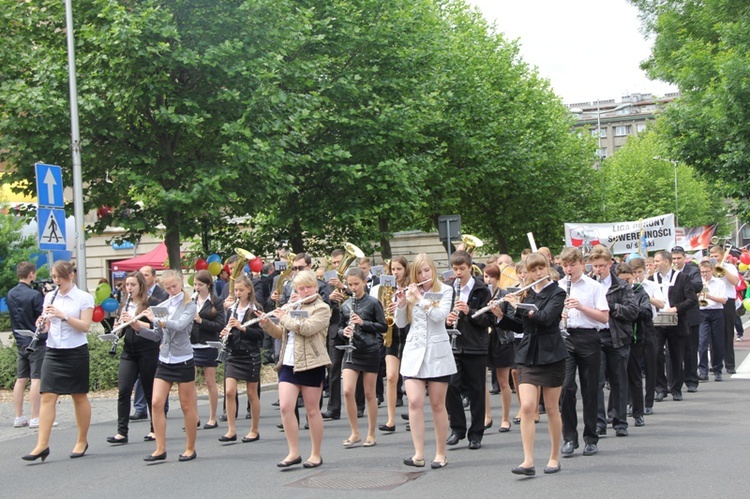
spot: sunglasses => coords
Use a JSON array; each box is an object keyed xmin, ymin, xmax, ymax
[{"xmin": 291, "ymin": 266, "xmax": 307, "ymax": 271}]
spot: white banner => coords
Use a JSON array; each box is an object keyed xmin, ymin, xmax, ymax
[{"xmin": 565, "ymin": 214, "xmax": 676, "ymax": 255}]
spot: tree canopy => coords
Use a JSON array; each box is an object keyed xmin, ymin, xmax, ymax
[
  {"xmin": 1, "ymin": 0, "xmax": 595, "ymax": 263},
  {"xmin": 631, "ymin": 0, "xmax": 750, "ymax": 218}
]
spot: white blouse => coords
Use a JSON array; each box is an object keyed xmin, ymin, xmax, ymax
[{"xmin": 45, "ymin": 285, "xmax": 94, "ymax": 349}]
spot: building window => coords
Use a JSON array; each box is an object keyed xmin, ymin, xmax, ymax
[
  {"xmin": 596, "ymin": 147, "xmax": 607, "ymax": 159},
  {"xmin": 636, "ymin": 123, "xmax": 647, "ymax": 133},
  {"xmin": 614, "ymin": 125, "xmax": 631, "ymax": 136},
  {"xmin": 591, "ymin": 128, "xmax": 607, "ymax": 138}
]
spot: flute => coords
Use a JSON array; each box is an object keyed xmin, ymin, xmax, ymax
[
  {"xmin": 241, "ymin": 293, "xmax": 319, "ymax": 327},
  {"xmin": 109, "ymin": 296, "xmax": 171, "ymax": 335},
  {"xmin": 394, "ymin": 278, "xmax": 433, "ymax": 298},
  {"xmin": 471, "ymin": 276, "xmax": 550, "ymax": 318}
]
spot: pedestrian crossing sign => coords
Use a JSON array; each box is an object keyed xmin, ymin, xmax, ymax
[{"xmin": 38, "ymin": 207, "xmax": 67, "ymax": 250}]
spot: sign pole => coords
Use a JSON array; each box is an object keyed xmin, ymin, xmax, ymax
[{"xmin": 65, "ymin": 0, "xmax": 87, "ymax": 290}]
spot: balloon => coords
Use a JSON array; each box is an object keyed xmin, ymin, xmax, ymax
[
  {"xmin": 625, "ymin": 253, "xmax": 640, "ymax": 263},
  {"xmin": 739, "ymin": 262, "xmax": 749, "ymax": 272},
  {"xmin": 92, "ymin": 306, "xmax": 105, "ymax": 323},
  {"xmin": 208, "ymin": 261, "xmax": 222, "ymax": 276},
  {"xmin": 223, "ymin": 264, "xmax": 231, "ymax": 274},
  {"xmin": 244, "ymin": 264, "xmax": 250, "ymax": 274},
  {"xmin": 207, "ymin": 253, "xmax": 222, "ymax": 264},
  {"xmin": 744, "ymin": 298, "xmax": 750, "ymax": 312},
  {"xmin": 95, "ymin": 283, "xmax": 112, "ymax": 305},
  {"xmin": 187, "ymin": 274, "xmax": 195, "ymax": 286},
  {"xmin": 741, "ymin": 252, "xmax": 750, "ymax": 265},
  {"xmin": 101, "ymin": 297, "xmax": 119, "ymax": 313},
  {"xmin": 194, "ymin": 259, "xmax": 208, "ymax": 271},
  {"xmin": 249, "ymin": 257, "xmax": 263, "ymax": 273}
]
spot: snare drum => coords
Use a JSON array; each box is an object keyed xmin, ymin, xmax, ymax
[{"xmin": 654, "ymin": 312, "xmax": 678, "ymax": 327}]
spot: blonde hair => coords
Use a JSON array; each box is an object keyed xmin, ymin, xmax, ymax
[
  {"xmin": 409, "ymin": 253, "xmax": 441, "ymax": 293},
  {"xmin": 161, "ymin": 270, "xmax": 190, "ymax": 303},
  {"xmin": 293, "ymin": 270, "xmax": 318, "ymax": 290}
]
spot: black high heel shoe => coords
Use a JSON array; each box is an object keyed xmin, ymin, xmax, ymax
[
  {"xmin": 69, "ymin": 443, "xmax": 88, "ymax": 459},
  {"xmin": 22, "ymin": 447, "xmax": 50, "ymax": 462}
]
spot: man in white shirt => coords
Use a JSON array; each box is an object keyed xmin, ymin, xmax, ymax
[
  {"xmin": 708, "ymin": 245, "xmax": 740, "ymax": 374},
  {"xmin": 697, "ymin": 260, "xmax": 728, "ymax": 381}
]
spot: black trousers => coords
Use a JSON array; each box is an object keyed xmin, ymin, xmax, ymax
[
  {"xmin": 626, "ymin": 338, "xmax": 645, "ymax": 418},
  {"xmin": 643, "ymin": 332, "xmax": 658, "ymax": 408},
  {"xmin": 326, "ymin": 336, "xmax": 345, "ymax": 417},
  {"xmin": 656, "ymin": 327, "xmax": 686, "ymax": 396},
  {"xmin": 683, "ymin": 324, "xmax": 700, "ymax": 388},
  {"xmin": 446, "ymin": 354, "xmax": 487, "ymax": 442},
  {"xmin": 597, "ymin": 331, "xmax": 629, "ymax": 430},
  {"xmin": 699, "ymin": 309, "xmax": 725, "ymax": 375},
  {"xmin": 716, "ymin": 299, "xmax": 736, "ymax": 371},
  {"xmin": 561, "ymin": 329, "xmax": 601, "ymax": 446},
  {"xmin": 117, "ymin": 349, "xmax": 158, "ymax": 437}
]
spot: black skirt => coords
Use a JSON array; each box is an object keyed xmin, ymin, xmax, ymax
[
  {"xmin": 517, "ymin": 359, "xmax": 566, "ymax": 388},
  {"xmin": 278, "ymin": 365, "xmax": 326, "ymax": 387},
  {"xmin": 193, "ymin": 346, "xmax": 219, "ymax": 368},
  {"xmin": 41, "ymin": 345, "xmax": 89, "ymax": 394},
  {"xmin": 487, "ymin": 331, "xmax": 515, "ymax": 369},
  {"xmin": 225, "ymin": 352, "xmax": 261, "ymax": 382},
  {"xmin": 385, "ymin": 326, "xmax": 409, "ymax": 358},
  {"xmin": 343, "ymin": 348, "xmax": 380, "ymax": 373},
  {"xmin": 155, "ymin": 359, "xmax": 196, "ymax": 383}
]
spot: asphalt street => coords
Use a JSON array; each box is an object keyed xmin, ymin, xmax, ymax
[{"xmin": 2, "ymin": 346, "xmax": 750, "ymax": 498}]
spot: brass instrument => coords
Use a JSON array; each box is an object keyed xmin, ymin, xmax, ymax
[
  {"xmin": 336, "ymin": 242, "xmax": 365, "ymax": 279},
  {"xmin": 274, "ymin": 252, "xmax": 296, "ymax": 307},
  {"xmin": 497, "ymin": 263, "xmax": 519, "ymax": 290},
  {"xmin": 713, "ymin": 243, "xmax": 731, "ymax": 278},
  {"xmin": 699, "ymin": 279, "xmax": 709, "ymax": 307},
  {"xmin": 460, "ymin": 235, "xmax": 484, "ymax": 277},
  {"xmin": 28, "ymin": 288, "xmax": 60, "ymax": 353},
  {"xmin": 229, "ymin": 248, "xmax": 255, "ymax": 298},
  {"xmin": 378, "ymin": 260, "xmax": 396, "ymax": 347}
]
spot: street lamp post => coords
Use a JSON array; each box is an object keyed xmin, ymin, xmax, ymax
[
  {"xmin": 653, "ymin": 156, "xmax": 679, "ymax": 227},
  {"xmin": 571, "ymin": 102, "xmax": 634, "ymax": 160}
]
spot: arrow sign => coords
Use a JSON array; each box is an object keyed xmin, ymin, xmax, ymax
[{"xmin": 35, "ymin": 163, "xmax": 64, "ymax": 208}]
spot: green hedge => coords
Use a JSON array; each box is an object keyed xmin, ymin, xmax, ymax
[{"xmin": 0, "ymin": 334, "xmax": 226, "ymax": 391}]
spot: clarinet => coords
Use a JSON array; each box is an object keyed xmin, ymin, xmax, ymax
[
  {"xmin": 28, "ymin": 288, "xmax": 60, "ymax": 353},
  {"xmin": 560, "ymin": 274, "xmax": 572, "ymax": 338},
  {"xmin": 337, "ymin": 295, "xmax": 358, "ymax": 363},
  {"xmin": 110, "ymin": 293, "xmax": 132, "ymax": 356},
  {"xmin": 217, "ymin": 301, "xmax": 240, "ymax": 364},
  {"xmin": 448, "ymin": 278, "xmax": 462, "ymax": 349}
]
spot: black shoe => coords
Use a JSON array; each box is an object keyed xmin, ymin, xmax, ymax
[
  {"xmin": 303, "ymin": 458, "xmax": 323, "ymax": 468},
  {"xmin": 490, "ymin": 387, "xmax": 500, "ymax": 395},
  {"xmin": 431, "ymin": 459, "xmax": 448, "ymax": 469},
  {"xmin": 144, "ymin": 434, "xmax": 156, "ymax": 441},
  {"xmin": 405, "ymin": 423, "xmax": 410, "ymax": 432},
  {"xmin": 484, "ymin": 420, "xmax": 493, "ymax": 431},
  {"xmin": 403, "ymin": 457, "xmax": 425, "ymax": 467},
  {"xmin": 615, "ymin": 428, "xmax": 628, "ymax": 437},
  {"xmin": 144, "ymin": 452, "xmax": 166, "ymax": 462},
  {"xmin": 321, "ymin": 411, "xmax": 340, "ymax": 421},
  {"xmin": 644, "ymin": 407, "xmax": 654, "ymax": 415},
  {"xmin": 357, "ymin": 410, "xmax": 364, "ymax": 418},
  {"xmin": 276, "ymin": 423, "xmax": 284, "ymax": 430},
  {"xmin": 698, "ymin": 373, "xmax": 709, "ymax": 381},
  {"xmin": 401, "ymin": 413, "xmax": 410, "ymax": 421},
  {"xmin": 687, "ymin": 385, "xmax": 698, "ymax": 393},
  {"xmin": 22, "ymin": 447, "xmax": 50, "ymax": 462},
  {"xmin": 396, "ymin": 398, "xmax": 404, "ymax": 407},
  {"xmin": 727, "ymin": 368, "xmax": 737, "ymax": 374},
  {"xmin": 241, "ymin": 434, "xmax": 260, "ymax": 443},
  {"xmin": 323, "ymin": 390, "xmax": 330, "ymax": 398},
  {"xmin": 218, "ymin": 434, "xmax": 237, "ymax": 442},
  {"xmin": 544, "ymin": 464, "xmax": 561, "ymax": 474},
  {"xmin": 654, "ymin": 392, "xmax": 666, "ymax": 402},
  {"xmin": 129, "ymin": 412, "xmax": 148, "ymax": 421},
  {"xmin": 715, "ymin": 373, "xmax": 723, "ymax": 381},
  {"xmin": 511, "ymin": 465, "xmax": 535, "ymax": 476},
  {"xmin": 296, "ymin": 398, "xmax": 304, "ymax": 408},
  {"xmin": 107, "ymin": 435, "xmax": 128, "ymax": 444},
  {"xmin": 539, "ymin": 405, "xmax": 547, "ymax": 415},
  {"xmin": 672, "ymin": 393, "xmax": 683, "ymax": 401},
  {"xmin": 596, "ymin": 426, "xmax": 607, "ymax": 436},
  {"xmin": 446, "ymin": 432, "xmax": 463, "ymax": 446},
  {"xmin": 634, "ymin": 416, "xmax": 645, "ymax": 427},
  {"xmin": 304, "ymin": 422, "xmax": 310, "ymax": 430},
  {"xmin": 178, "ymin": 451, "xmax": 197, "ymax": 462},
  {"xmin": 627, "ymin": 405, "xmax": 633, "ymax": 417},
  {"xmin": 462, "ymin": 396, "xmax": 470, "ymax": 408},
  {"xmin": 69, "ymin": 443, "xmax": 88, "ymax": 459},
  {"xmin": 219, "ymin": 413, "xmax": 228, "ymax": 422},
  {"xmin": 606, "ymin": 414, "xmax": 613, "ymax": 424},
  {"xmin": 245, "ymin": 412, "xmax": 252, "ymax": 419},
  {"xmin": 379, "ymin": 424, "xmax": 396, "ymax": 432},
  {"xmin": 272, "ymin": 400, "xmax": 280, "ymax": 407},
  {"xmin": 512, "ymin": 417, "xmax": 521, "ymax": 424},
  {"xmin": 468, "ymin": 440, "xmax": 481, "ymax": 450},
  {"xmin": 203, "ymin": 422, "xmax": 218, "ymax": 429},
  {"xmin": 277, "ymin": 456, "xmax": 302, "ymax": 467},
  {"xmin": 583, "ymin": 443, "xmax": 598, "ymax": 456},
  {"xmin": 561, "ymin": 441, "xmax": 578, "ymax": 455}
]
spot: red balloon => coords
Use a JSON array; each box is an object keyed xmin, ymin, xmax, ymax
[
  {"xmin": 92, "ymin": 306, "xmax": 105, "ymax": 323},
  {"xmin": 194, "ymin": 258, "xmax": 208, "ymax": 271},
  {"xmin": 249, "ymin": 257, "xmax": 263, "ymax": 273},
  {"xmin": 740, "ymin": 252, "xmax": 750, "ymax": 265}
]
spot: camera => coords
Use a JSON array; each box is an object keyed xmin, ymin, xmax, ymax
[{"xmin": 31, "ymin": 279, "xmax": 55, "ymax": 294}]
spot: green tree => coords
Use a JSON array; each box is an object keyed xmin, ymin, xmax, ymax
[
  {"xmin": 0, "ymin": 204, "xmax": 37, "ymax": 297},
  {"xmin": 599, "ymin": 129, "xmax": 721, "ymax": 228},
  {"xmin": 631, "ymin": 0, "xmax": 750, "ymax": 217}
]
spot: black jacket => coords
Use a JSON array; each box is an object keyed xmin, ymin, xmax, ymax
[
  {"xmin": 631, "ymin": 282, "xmax": 655, "ymax": 344},
  {"xmin": 451, "ymin": 277, "xmax": 492, "ymax": 355},
  {"xmin": 500, "ymin": 281, "xmax": 568, "ymax": 366},
  {"xmin": 226, "ymin": 305, "xmax": 264, "ymax": 356},
  {"xmin": 190, "ymin": 297, "xmax": 226, "ymax": 344},
  {"xmin": 148, "ymin": 284, "xmax": 169, "ymax": 305},
  {"xmin": 680, "ymin": 262, "xmax": 703, "ymax": 327},
  {"xmin": 338, "ymin": 294, "xmax": 386, "ymax": 354},
  {"xmin": 6, "ymin": 282, "xmax": 44, "ymax": 347},
  {"xmin": 604, "ymin": 268, "xmax": 639, "ymax": 348}
]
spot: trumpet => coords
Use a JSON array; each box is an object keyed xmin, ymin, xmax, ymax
[
  {"xmin": 699, "ymin": 279, "xmax": 709, "ymax": 307},
  {"xmin": 713, "ymin": 243, "xmax": 731, "ymax": 278},
  {"xmin": 273, "ymin": 253, "xmax": 296, "ymax": 308},
  {"xmin": 28, "ymin": 288, "xmax": 60, "ymax": 353},
  {"xmin": 471, "ymin": 276, "xmax": 551, "ymax": 318},
  {"xmin": 242, "ymin": 293, "xmax": 319, "ymax": 328}
]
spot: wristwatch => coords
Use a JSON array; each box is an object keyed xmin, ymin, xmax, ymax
[{"xmin": 62, "ymin": 314, "xmax": 70, "ymax": 322}]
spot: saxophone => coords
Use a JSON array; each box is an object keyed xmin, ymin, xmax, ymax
[{"xmin": 378, "ymin": 260, "xmax": 396, "ymax": 347}]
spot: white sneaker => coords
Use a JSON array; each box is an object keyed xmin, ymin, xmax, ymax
[
  {"xmin": 29, "ymin": 419, "xmax": 58, "ymax": 429},
  {"xmin": 14, "ymin": 416, "xmax": 29, "ymax": 428}
]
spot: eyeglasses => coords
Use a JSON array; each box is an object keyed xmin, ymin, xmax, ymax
[{"xmin": 291, "ymin": 266, "xmax": 307, "ymax": 271}]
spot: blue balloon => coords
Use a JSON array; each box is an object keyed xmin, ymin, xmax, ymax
[
  {"xmin": 625, "ymin": 252, "xmax": 640, "ymax": 263},
  {"xmin": 244, "ymin": 264, "xmax": 250, "ymax": 274},
  {"xmin": 206, "ymin": 253, "xmax": 222, "ymax": 264},
  {"xmin": 101, "ymin": 297, "xmax": 119, "ymax": 313}
]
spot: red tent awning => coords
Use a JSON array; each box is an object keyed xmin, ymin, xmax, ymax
[{"xmin": 110, "ymin": 242, "xmax": 173, "ymax": 272}]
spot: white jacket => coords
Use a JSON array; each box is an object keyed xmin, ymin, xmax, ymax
[{"xmin": 396, "ymin": 282, "xmax": 457, "ymax": 379}]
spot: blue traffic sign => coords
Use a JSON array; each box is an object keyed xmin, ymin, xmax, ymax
[
  {"xmin": 35, "ymin": 163, "xmax": 64, "ymax": 208},
  {"xmin": 38, "ymin": 207, "xmax": 67, "ymax": 251}
]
